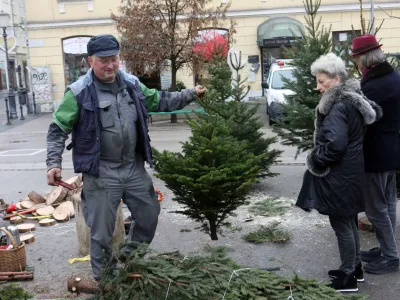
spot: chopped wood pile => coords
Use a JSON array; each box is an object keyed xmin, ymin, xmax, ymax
[{"xmin": 1, "ymin": 176, "xmax": 83, "ymax": 244}]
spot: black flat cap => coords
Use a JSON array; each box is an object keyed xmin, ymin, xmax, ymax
[{"xmin": 87, "ymin": 34, "xmax": 120, "ymax": 57}]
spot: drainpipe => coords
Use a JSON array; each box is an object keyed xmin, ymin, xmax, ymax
[{"xmin": 371, "ymin": 0, "xmax": 375, "ymax": 35}]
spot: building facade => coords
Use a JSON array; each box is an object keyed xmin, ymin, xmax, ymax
[
  {"xmin": 0, "ymin": 0, "xmax": 29, "ymax": 97},
  {"xmin": 26, "ymin": 0, "xmax": 400, "ymax": 111}
]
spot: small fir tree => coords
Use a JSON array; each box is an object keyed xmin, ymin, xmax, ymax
[
  {"xmin": 153, "ymin": 114, "xmax": 262, "ymax": 240},
  {"xmin": 272, "ymin": 0, "xmax": 332, "ymax": 154}
]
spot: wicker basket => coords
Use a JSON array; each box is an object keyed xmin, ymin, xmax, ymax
[{"xmin": 0, "ymin": 228, "xmax": 27, "ymax": 272}]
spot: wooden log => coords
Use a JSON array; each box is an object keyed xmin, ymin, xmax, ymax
[
  {"xmin": 0, "ymin": 271, "xmax": 34, "ymax": 276},
  {"xmin": 0, "ymin": 274, "xmax": 34, "ymax": 281},
  {"xmin": 20, "ymin": 200, "xmax": 35, "ymax": 209},
  {"xmin": 65, "ymin": 176, "xmax": 82, "ymax": 189},
  {"xmin": 58, "ymin": 201, "xmax": 74, "ymax": 217},
  {"xmin": 67, "ymin": 277, "xmax": 101, "ymax": 294},
  {"xmin": 358, "ymin": 216, "xmax": 375, "ymax": 233},
  {"xmin": 20, "ymin": 233, "xmax": 35, "ymax": 244},
  {"xmin": 73, "ymin": 198, "xmax": 125, "ymax": 256},
  {"xmin": 28, "ymin": 191, "xmax": 46, "ymax": 204},
  {"xmin": 46, "ymin": 186, "xmax": 67, "ymax": 206},
  {"xmin": 65, "ymin": 176, "xmax": 83, "ymax": 196},
  {"xmin": 53, "ymin": 206, "xmax": 70, "ymax": 222},
  {"xmin": 10, "ymin": 216, "xmax": 24, "ymax": 225},
  {"xmin": 17, "ymin": 224, "xmax": 36, "ymax": 233},
  {"xmin": 39, "ymin": 218, "xmax": 57, "ymax": 227},
  {"xmin": 36, "ymin": 206, "xmax": 55, "ymax": 216}
]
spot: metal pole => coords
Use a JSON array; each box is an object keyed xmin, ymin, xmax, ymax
[
  {"xmin": 371, "ymin": 0, "xmax": 375, "ymax": 35},
  {"xmin": 22, "ymin": 0, "xmax": 33, "ymax": 114},
  {"xmin": 3, "ymin": 27, "xmax": 18, "ymax": 119}
]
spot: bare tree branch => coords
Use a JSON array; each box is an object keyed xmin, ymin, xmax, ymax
[{"xmin": 378, "ymin": 6, "xmax": 400, "ymax": 19}]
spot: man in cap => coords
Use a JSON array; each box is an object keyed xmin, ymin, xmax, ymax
[
  {"xmin": 352, "ymin": 34, "xmax": 400, "ymax": 274},
  {"xmin": 46, "ymin": 34, "xmax": 206, "ymax": 281}
]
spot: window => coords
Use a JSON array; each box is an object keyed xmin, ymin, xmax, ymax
[{"xmin": 271, "ymin": 69, "xmax": 295, "ymax": 89}]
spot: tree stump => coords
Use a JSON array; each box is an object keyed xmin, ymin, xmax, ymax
[{"xmin": 73, "ymin": 196, "xmax": 125, "ymax": 256}]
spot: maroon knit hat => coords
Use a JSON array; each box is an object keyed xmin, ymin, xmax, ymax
[{"xmin": 351, "ymin": 34, "xmax": 383, "ymax": 56}]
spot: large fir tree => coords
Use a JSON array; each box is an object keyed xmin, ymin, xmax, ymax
[{"xmin": 272, "ymin": 0, "xmax": 332, "ymax": 154}]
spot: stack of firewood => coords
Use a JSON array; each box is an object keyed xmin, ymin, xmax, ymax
[{"xmin": 2, "ymin": 176, "xmax": 83, "ymax": 244}]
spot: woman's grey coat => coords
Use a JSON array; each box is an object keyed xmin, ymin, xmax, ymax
[{"xmin": 297, "ymin": 79, "xmax": 382, "ymax": 216}]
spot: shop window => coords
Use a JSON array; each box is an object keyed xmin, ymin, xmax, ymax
[{"xmin": 62, "ymin": 36, "xmax": 92, "ymax": 87}]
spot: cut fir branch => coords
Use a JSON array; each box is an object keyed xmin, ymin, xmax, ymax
[{"xmin": 91, "ymin": 246, "xmax": 367, "ymax": 300}]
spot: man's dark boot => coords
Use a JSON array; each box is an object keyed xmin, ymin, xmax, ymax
[
  {"xmin": 360, "ymin": 247, "xmax": 381, "ymax": 262},
  {"xmin": 328, "ymin": 263, "xmax": 364, "ymax": 282},
  {"xmin": 328, "ymin": 270, "xmax": 358, "ymax": 292},
  {"xmin": 364, "ymin": 257, "xmax": 399, "ymax": 274}
]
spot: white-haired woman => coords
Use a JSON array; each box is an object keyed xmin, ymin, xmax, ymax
[{"xmin": 297, "ymin": 53, "xmax": 382, "ymax": 292}]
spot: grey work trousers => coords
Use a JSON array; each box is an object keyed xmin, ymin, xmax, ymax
[
  {"xmin": 365, "ymin": 171, "xmax": 398, "ymax": 260},
  {"xmin": 329, "ymin": 215, "xmax": 361, "ymax": 274},
  {"xmin": 81, "ymin": 160, "xmax": 160, "ymax": 280}
]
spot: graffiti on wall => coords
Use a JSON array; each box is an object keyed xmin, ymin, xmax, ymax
[{"xmin": 29, "ymin": 66, "xmax": 52, "ymax": 102}]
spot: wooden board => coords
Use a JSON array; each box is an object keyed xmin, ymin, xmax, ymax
[
  {"xmin": 58, "ymin": 201, "xmax": 74, "ymax": 217},
  {"xmin": 39, "ymin": 218, "xmax": 56, "ymax": 227},
  {"xmin": 36, "ymin": 206, "xmax": 55, "ymax": 216},
  {"xmin": 20, "ymin": 233, "xmax": 35, "ymax": 244},
  {"xmin": 46, "ymin": 186, "xmax": 67, "ymax": 206},
  {"xmin": 20, "ymin": 200, "xmax": 35, "ymax": 210},
  {"xmin": 16, "ymin": 223, "xmax": 36, "ymax": 233},
  {"xmin": 28, "ymin": 191, "xmax": 46, "ymax": 204},
  {"xmin": 10, "ymin": 216, "xmax": 23, "ymax": 225}
]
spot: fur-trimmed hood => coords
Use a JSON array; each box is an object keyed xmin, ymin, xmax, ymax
[
  {"xmin": 307, "ymin": 78, "xmax": 383, "ymax": 178},
  {"xmin": 317, "ymin": 78, "xmax": 383, "ymax": 124}
]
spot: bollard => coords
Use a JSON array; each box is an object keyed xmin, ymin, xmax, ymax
[
  {"xmin": 4, "ymin": 97, "xmax": 12, "ymax": 125},
  {"xmin": 32, "ymin": 92, "xmax": 37, "ymax": 115},
  {"xmin": 18, "ymin": 88, "xmax": 26, "ymax": 121}
]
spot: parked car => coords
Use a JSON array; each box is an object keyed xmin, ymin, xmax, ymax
[{"xmin": 261, "ymin": 60, "xmax": 295, "ymax": 125}]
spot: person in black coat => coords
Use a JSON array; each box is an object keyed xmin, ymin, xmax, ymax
[
  {"xmin": 352, "ymin": 34, "xmax": 400, "ymax": 274},
  {"xmin": 297, "ymin": 53, "xmax": 382, "ymax": 292}
]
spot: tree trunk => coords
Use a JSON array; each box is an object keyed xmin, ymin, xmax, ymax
[
  {"xmin": 170, "ymin": 61, "xmax": 178, "ymax": 123},
  {"xmin": 209, "ymin": 222, "xmax": 218, "ymax": 240}
]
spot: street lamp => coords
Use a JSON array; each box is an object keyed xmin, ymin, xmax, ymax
[{"xmin": 0, "ymin": 13, "xmax": 18, "ymax": 120}]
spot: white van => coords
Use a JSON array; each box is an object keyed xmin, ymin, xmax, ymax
[{"xmin": 261, "ymin": 60, "xmax": 295, "ymax": 125}]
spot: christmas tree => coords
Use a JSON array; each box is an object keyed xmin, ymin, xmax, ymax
[
  {"xmin": 199, "ymin": 51, "xmax": 282, "ymax": 178},
  {"xmin": 153, "ymin": 51, "xmax": 281, "ymax": 240},
  {"xmin": 272, "ymin": 0, "xmax": 332, "ymax": 154},
  {"xmin": 153, "ymin": 113, "xmax": 262, "ymax": 240}
]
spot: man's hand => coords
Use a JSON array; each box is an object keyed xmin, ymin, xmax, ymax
[
  {"xmin": 47, "ymin": 168, "xmax": 62, "ymax": 186},
  {"xmin": 195, "ymin": 85, "xmax": 207, "ymax": 98}
]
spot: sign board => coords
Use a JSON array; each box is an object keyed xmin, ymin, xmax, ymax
[
  {"xmin": 63, "ymin": 37, "xmax": 92, "ymax": 54},
  {"xmin": 248, "ymin": 55, "xmax": 260, "ymax": 64},
  {"xmin": 262, "ymin": 37, "xmax": 298, "ymax": 48},
  {"xmin": 248, "ymin": 72, "xmax": 256, "ymax": 83}
]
